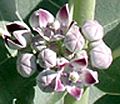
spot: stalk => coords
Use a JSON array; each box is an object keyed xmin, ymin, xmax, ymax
[{"xmin": 69, "ymin": 0, "xmax": 96, "ymax": 26}]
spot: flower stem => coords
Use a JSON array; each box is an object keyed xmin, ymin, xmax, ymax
[{"xmin": 69, "ymin": 0, "xmax": 96, "ymax": 26}]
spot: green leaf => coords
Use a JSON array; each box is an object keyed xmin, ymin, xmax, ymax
[
  {"xmin": 34, "ymin": 86, "xmax": 66, "ymax": 104},
  {"xmin": 0, "ymin": 0, "xmax": 18, "ymax": 21},
  {"xmin": 15, "ymin": 0, "xmax": 43, "ymax": 20},
  {"xmin": 95, "ymin": 0, "xmax": 120, "ymax": 33},
  {"xmin": 64, "ymin": 88, "xmax": 89, "ymax": 104},
  {"xmin": 94, "ymin": 95, "xmax": 120, "ymax": 104},
  {"xmin": 0, "ymin": 56, "xmax": 36, "ymax": 104},
  {"xmin": 104, "ymin": 23, "xmax": 120, "ymax": 59},
  {"xmin": 88, "ymin": 86, "xmax": 106, "ymax": 104},
  {"xmin": 0, "ymin": 39, "xmax": 9, "ymax": 63},
  {"xmin": 96, "ymin": 57, "xmax": 120, "ymax": 94}
]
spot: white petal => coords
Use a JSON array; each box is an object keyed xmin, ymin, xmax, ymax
[
  {"xmin": 56, "ymin": 57, "xmax": 69, "ymax": 69},
  {"xmin": 31, "ymin": 35, "xmax": 46, "ymax": 51},
  {"xmin": 64, "ymin": 22, "xmax": 85, "ymax": 52},
  {"xmin": 30, "ymin": 9, "xmax": 54, "ymax": 28}
]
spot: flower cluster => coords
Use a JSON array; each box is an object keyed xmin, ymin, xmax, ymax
[{"xmin": 1, "ymin": 4, "xmax": 112, "ymax": 100}]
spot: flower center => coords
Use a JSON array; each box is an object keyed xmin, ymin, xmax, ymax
[{"xmin": 69, "ymin": 71, "xmax": 79, "ymax": 83}]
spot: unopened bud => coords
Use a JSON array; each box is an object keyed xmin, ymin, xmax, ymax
[
  {"xmin": 38, "ymin": 48, "xmax": 57, "ymax": 68},
  {"xmin": 17, "ymin": 53, "xmax": 37, "ymax": 77},
  {"xmin": 90, "ymin": 40, "xmax": 113, "ymax": 69},
  {"xmin": 37, "ymin": 69, "xmax": 57, "ymax": 92},
  {"xmin": 64, "ymin": 22, "xmax": 85, "ymax": 52},
  {"xmin": 82, "ymin": 20, "xmax": 104, "ymax": 41}
]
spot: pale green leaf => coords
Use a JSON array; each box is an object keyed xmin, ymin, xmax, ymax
[
  {"xmin": 64, "ymin": 88, "xmax": 89, "ymax": 104},
  {"xmin": 34, "ymin": 86, "xmax": 66, "ymax": 104}
]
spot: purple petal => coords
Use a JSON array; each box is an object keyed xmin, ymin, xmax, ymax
[
  {"xmin": 66, "ymin": 86, "xmax": 84, "ymax": 100},
  {"xmin": 56, "ymin": 4, "xmax": 70, "ymax": 28},
  {"xmin": 81, "ymin": 69, "xmax": 99, "ymax": 85},
  {"xmin": 71, "ymin": 58, "xmax": 87, "ymax": 68},
  {"xmin": 70, "ymin": 50, "xmax": 88, "ymax": 69},
  {"xmin": 55, "ymin": 75, "xmax": 65, "ymax": 92},
  {"xmin": 6, "ymin": 21, "xmax": 30, "ymax": 33},
  {"xmin": 39, "ymin": 9, "xmax": 54, "ymax": 28},
  {"xmin": 5, "ymin": 30, "xmax": 32, "ymax": 49}
]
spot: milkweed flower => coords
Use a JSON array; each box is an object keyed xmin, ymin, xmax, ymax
[
  {"xmin": 2, "ymin": 21, "xmax": 32, "ymax": 50},
  {"xmin": 29, "ymin": 4, "xmax": 70, "ymax": 42},
  {"xmin": 37, "ymin": 52, "xmax": 98, "ymax": 100}
]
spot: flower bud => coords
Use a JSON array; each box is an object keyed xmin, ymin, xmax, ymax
[
  {"xmin": 64, "ymin": 22, "xmax": 85, "ymax": 52},
  {"xmin": 38, "ymin": 48, "xmax": 57, "ymax": 68},
  {"xmin": 37, "ymin": 69, "xmax": 57, "ymax": 92},
  {"xmin": 82, "ymin": 20, "xmax": 104, "ymax": 41},
  {"xmin": 17, "ymin": 53, "xmax": 37, "ymax": 77},
  {"xmin": 90, "ymin": 40, "xmax": 113, "ymax": 69}
]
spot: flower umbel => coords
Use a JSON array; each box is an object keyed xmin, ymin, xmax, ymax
[{"xmin": 1, "ymin": 3, "xmax": 113, "ymax": 101}]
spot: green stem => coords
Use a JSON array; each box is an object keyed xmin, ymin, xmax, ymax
[{"xmin": 69, "ymin": 0, "xmax": 96, "ymax": 26}]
